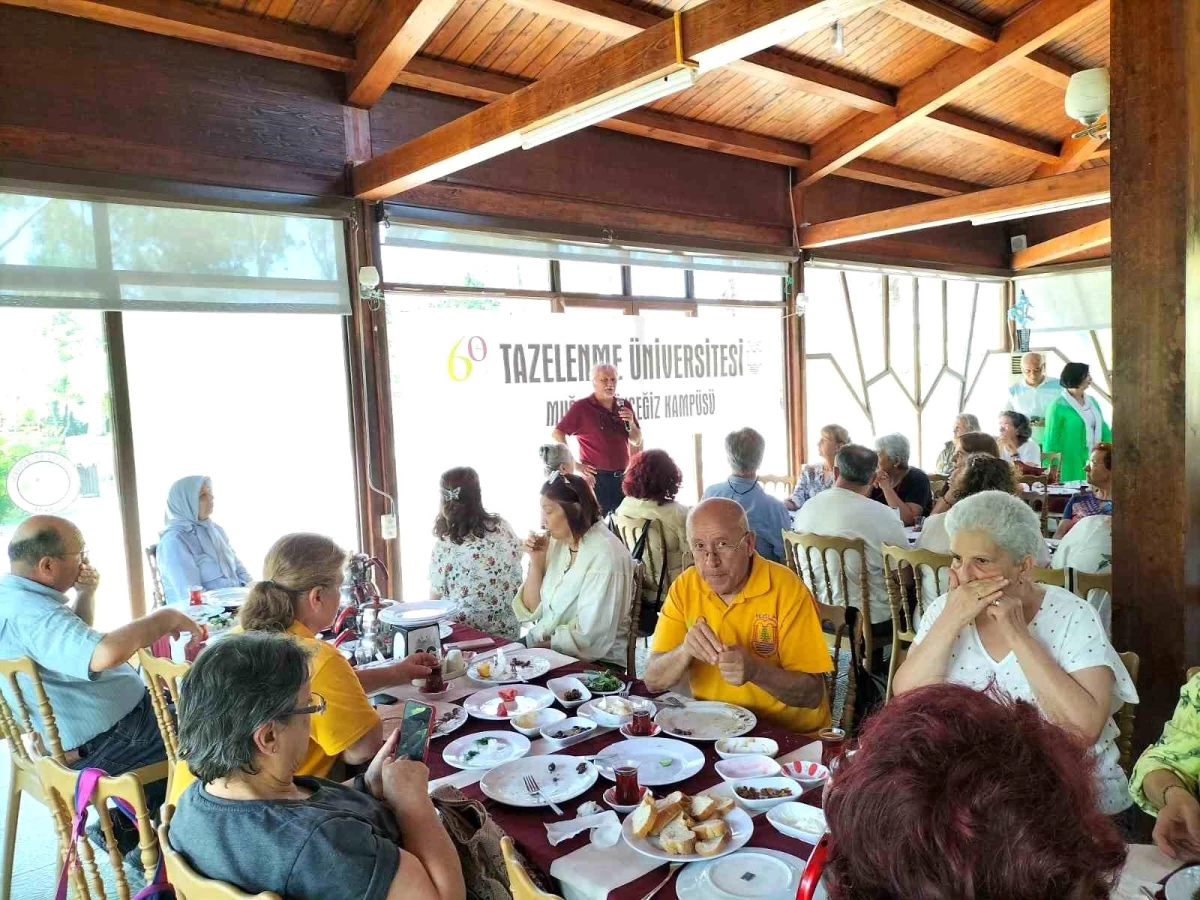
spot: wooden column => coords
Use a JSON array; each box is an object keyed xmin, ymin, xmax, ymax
[{"xmin": 1110, "ymin": 0, "xmax": 1200, "ymax": 751}]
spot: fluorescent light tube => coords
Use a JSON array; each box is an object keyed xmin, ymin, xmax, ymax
[
  {"xmin": 520, "ymin": 69, "xmax": 699, "ymax": 151},
  {"xmin": 969, "ymin": 195, "xmax": 1109, "ymax": 226}
]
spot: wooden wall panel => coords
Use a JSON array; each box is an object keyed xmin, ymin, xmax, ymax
[{"xmin": 0, "ymin": 5, "xmax": 348, "ymax": 194}]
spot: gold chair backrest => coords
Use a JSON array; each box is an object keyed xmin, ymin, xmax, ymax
[
  {"xmin": 881, "ymin": 545, "xmax": 953, "ymax": 703},
  {"xmin": 1116, "ymin": 651, "xmax": 1140, "ymax": 774},
  {"xmin": 782, "ymin": 531, "xmax": 870, "ymax": 733},
  {"xmin": 137, "ymin": 650, "xmax": 190, "ymax": 768},
  {"xmin": 0, "ymin": 656, "xmax": 65, "ymax": 766},
  {"xmin": 36, "ymin": 756, "xmax": 159, "ymax": 900},
  {"xmin": 928, "ymin": 474, "xmax": 947, "ymax": 496},
  {"xmin": 625, "ymin": 560, "xmax": 644, "ymax": 677},
  {"xmin": 158, "ymin": 805, "xmax": 282, "ymax": 900},
  {"xmin": 1016, "ymin": 477, "xmax": 1051, "ymax": 535},
  {"xmin": 1031, "ymin": 566, "xmax": 1067, "ymax": 588},
  {"xmin": 501, "ymin": 836, "xmax": 562, "ymax": 900},
  {"xmin": 758, "ymin": 475, "xmax": 795, "ymax": 500},
  {"xmin": 146, "ymin": 543, "xmax": 166, "ymax": 609},
  {"xmin": 610, "ymin": 514, "xmax": 674, "ymax": 601},
  {"xmin": 1071, "ymin": 568, "xmax": 1114, "ymax": 608}
]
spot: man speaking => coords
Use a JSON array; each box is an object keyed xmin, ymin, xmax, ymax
[{"xmin": 552, "ymin": 363, "xmax": 642, "ymax": 515}]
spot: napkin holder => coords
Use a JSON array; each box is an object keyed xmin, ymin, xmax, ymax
[{"xmin": 393, "ymin": 621, "xmax": 444, "ymax": 659}]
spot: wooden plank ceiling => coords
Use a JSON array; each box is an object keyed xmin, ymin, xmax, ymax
[{"xmin": 5, "ymin": 0, "xmax": 1112, "ymax": 244}]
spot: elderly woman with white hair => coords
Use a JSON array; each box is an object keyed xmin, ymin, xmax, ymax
[
  {"xmin": 893, "ymin": 490, "xmax": 1138, "ymax": 820},
  {"xmin": 934, "ymin": 413, "xmax": 980, "ymax": 474},
  {"xmin": 869, "ymin": 433, "xmax": 933, "ymax": 526}
]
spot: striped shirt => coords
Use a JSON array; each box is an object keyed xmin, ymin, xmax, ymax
[{"xmin": 0, "ymin": 574, "xmax": 145, "ymax": 750}]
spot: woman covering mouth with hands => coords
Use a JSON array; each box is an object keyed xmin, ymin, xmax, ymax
[{"xmin": 892, "ymin": 490, "xmax": 1137, "ymax": 822}]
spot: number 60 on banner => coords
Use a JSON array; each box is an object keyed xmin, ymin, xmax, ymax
[{"xmin": 447, "ymin": 336, "xmax": 487, "ymax": 381}]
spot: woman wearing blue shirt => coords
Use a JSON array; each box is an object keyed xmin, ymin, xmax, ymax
[{"xmin": 157, "ymin": 476, "xmax": 252, "ymax": 604}]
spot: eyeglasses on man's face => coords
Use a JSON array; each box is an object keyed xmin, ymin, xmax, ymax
[
  {"xmin": 286, "ymin": 693, "xmax": 326, "ymax": 717},
  {"xmin": 690, "ymin": 533, "xmax": 750, "ymax": 560}
]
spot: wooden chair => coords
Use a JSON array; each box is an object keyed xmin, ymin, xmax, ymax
[
  {"xmin": 1116, "ymin": 651, "xmax": 1140, "ymax": 775},
  {"xmin": 881, "ymin": 545, "xmax": 953, "ymax": 703},
  {"xmin": 624, "ymin": 560, "xmax": 645, "ymax": 677},
  {"xmin": 137, "ymin": 650, "xmax": 190, "ymax": 796},
  {"xmin": 1017, "ymin": 476, "xmax": 1051, "ymax": 535},
  {"xmin": 758, "ymin": 474, "xmax": 795, "ymax": 501},
  {"xmin": 1031, "ymin": 566, "xmax": 1067, "ymax": 588},
  {"xmin": 928, "ymin": 474, "xmax": 947, "ymax": 497},
  {"xmin": 610, "ymin": 514, "xmax": 678, "ymax": 635},
  {"xmin": 35, "ymin": 755, "xmax": 160, "ymax": 900},
  {"xmin": 782, "ymin": 531, "xmax": 871, "ymax": 733},
  {"xmin": 501, "ymin": 836, "xmax": 562, "ymax": 900},
  {"xmin": 0, "ymin": 656, "xmax": 170, "ymax": 900},
  {"xmin": 146, "ymin": 543, "xmax": 166, "ymax": 609},
  {"xmin": 158, "ymin": 805, "xmax": 281, "ymax": 899}
]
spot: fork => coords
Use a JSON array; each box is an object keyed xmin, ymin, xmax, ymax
[
  {"xmin": 658, "ymin": 695, "xmax": 687, "ymax": 709},
  {"xmin": 524, "ymin": 774, "xmax": 563, "ymax": 815},
  {"xmin": 638, "ymin": 863, "xmax": 683, "ymax": 900}
]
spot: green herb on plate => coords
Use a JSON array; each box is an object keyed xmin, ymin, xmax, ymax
[
  {"xmin": 660, "ymin": 758, "xmax": 673, "ymax": 767},
  {"xmin": 583, "ymin": 671, "xmax": 622, "ymax": 692}
]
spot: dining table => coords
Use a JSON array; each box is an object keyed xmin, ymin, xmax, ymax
[{"xmin": 377, "ymin": 624, "xmax": 827, "ymax": 900}]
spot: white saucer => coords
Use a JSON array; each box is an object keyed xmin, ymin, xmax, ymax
[{"xmin": 603, "ymin": 785, "xmax": 649, "ymax": 813}]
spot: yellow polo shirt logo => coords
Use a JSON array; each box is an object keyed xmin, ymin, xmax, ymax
[{"xmin": 752, "ymin": 614, "xmax": 778, "ymax": 657}]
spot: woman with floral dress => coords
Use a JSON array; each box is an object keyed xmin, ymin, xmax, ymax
[
  {"xmin": 428, "ymin": 467, "xmax": 523, "ymax": 640},
  {"xmin": 785, "ymin": 423, "xmax": 850, "ymax": 512}
]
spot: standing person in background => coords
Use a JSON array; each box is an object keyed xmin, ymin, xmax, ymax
[
  {"xmin": 703, "ymin": 428, "xmax": 792, "ymax": 564},
  {"xmin": 934, "ymin": 414, "xmax": 979, "ymax": 474},
  {"xmin": 1007, "ymin": 351, "xmax": 1061, "ymax": 443},
  {"xmin": 785, "ymin": 424, "xmax": 850, "ymax": 512},
  {"xmin": 552, "ymin": 364, "xmax": 642, "ymax": 516},
  {"xmin": 157, "ymin": 475, "xmax": 252, "ymax": 605},
  {"xmin": 1044, "ymin": 362, "xmax": 1112, "ymax": 483}
]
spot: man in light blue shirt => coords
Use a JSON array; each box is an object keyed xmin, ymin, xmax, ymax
[
  {"xmin": 1, "ymin": 515, "xmax": 199, "ymax": 808},
  {"xmin": 1007, "ymin": 352, "xmax": 1062, "ymax": 442},
  {"xmin": 703, "ymin": 428, "xmax": 792, "ymax": 563}
]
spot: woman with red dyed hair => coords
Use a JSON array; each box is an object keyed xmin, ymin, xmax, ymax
[
  {"xmin": 615, "ymin": 449, "xmax": 690, "ymax": 592},
  {"xmin": 823, "ymin": 683, "xmax": 1127, "ymax": 900}
]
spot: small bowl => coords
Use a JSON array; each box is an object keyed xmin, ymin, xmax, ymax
[
  {"xmin": 603, "ymin": 785, "xmax": 650, "ymax": 814},
  {"xmin": 715, "ymin": 737, "xmax": 780, "ymax": 759},
  {"xmin": 781, "ymin": 760, "xmax": 830, "ymax": 792},
  {"xmin": 547, "ymin": 675, "xmax": 592, "ymax": 709},
  {"xmin": 540, "ymin": 716, "xmax": 598, "ymax": 743},
  {"xmin": 618, "ymin": 722, "xmax": 662, "ymax": 739},
  {"xmin": 730, "ymin": 776, "xmax": 801, "ymax": 812},
  {"xmin": 583, "ymin": 696, "xmax": 654, "ymax": 728},
  {"xmin": 511, "ymin": 708, "xmax": 566, "ymax": 737},
  {"xmin": 766, "ymin": 802, "xmax": 828, "ymax": 844},
  {"xmin": 714, "ymin": 754, "xmax": 783, "ymax": 783}
]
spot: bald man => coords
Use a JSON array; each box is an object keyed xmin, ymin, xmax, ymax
[
  {"xmin": 644, "ymin": 499, "xmax": 832, "ymax": 734},
  {"xmin": 552, "ymin": 363, "xmax": 642, "ymax": 515},
  {"xmin": 0, "ymin": 515, "xmax": 198, "ymax": 799},
  {"xmin": 1007, "ymin": 352, "xmax": 1061, "ymax": 439}
]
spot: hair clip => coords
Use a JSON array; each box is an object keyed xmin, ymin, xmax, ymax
[{"xmin": 441, "ymin": 486, "xmax": 461, "ymax": 501}]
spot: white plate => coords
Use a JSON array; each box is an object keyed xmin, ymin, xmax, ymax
[
  {"xmin": 729, "ymin": 777, "xmax": 801, "ymax": 812},
  {"xmin": 540, "ymin": 716, "xmax": 597, "ymax": 743},
  {"xmin": 464, "ymin": 685, "xmax": 556, "ymax": 720},
  {"xmin": 469, "ymin": 653, "xmax": 552, "ymax": 684},
  {"xmin": 766, "ymin": 802, "xmax": 827, "ymax": 845},
  {"xmin": 593, "ymin": 737, "xmax": 706, "ymax": 786},
  {"xmin": 511, "ymin": 708, "xmax": 566, "ymax": 737},
  {"xmin": 715, "ymin": 737, "xmax": 779, "ymax": 760},
  {"xmin": 1166, "ymin": 865, "xmax": 1200, "ymax": 900},
  {"xmin": 378, "ymin": 599, "xmax": 457, "ymax": 628},
  {"xmin": 479, "ymin": 755, "xmax": 598, "ymax": 808},
  {"xmin": 714, "ymin": 755, "xmax": 782, "ymax": 783},
  {"xmin": 202, "ymin": 587, "xmax": 250, "ymax": 607},
  {"xmin": 578, "ymin": 696, "xmax": 656, "ymax": 728},
  {"xmin": 656, "ymin": 702, "xmax": 757, "ymax": 741},
  {"xmin": 430, "ymin": 703, "xmax": 468, "ymax": 739},
  {"xmin": 174, "ymin": 604, "xmax": 236, "ymax": 634},
  {"xmin": 547, "ymin": 675, "xmax": 592, "ymax": 708},
  {"xmin": 621, "ymin": 805, "xmax": 754, "ymax": 863},
  {"xmin": 442, "ymin": 730, "xmax": 530, "ymax": 769},
  {"xmin": 679, "ymin": 848, "xmax": 804, "ymax": 900}
]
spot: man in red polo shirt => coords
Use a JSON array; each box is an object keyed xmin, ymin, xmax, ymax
[{"xmin": 551, "ymin": 363, "xmax": 643, "ymax": 515}]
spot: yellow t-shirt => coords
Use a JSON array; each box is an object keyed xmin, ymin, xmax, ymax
[
  {"xmin": 168, "ymin": 621, "xmax": 380, "ymax": 803},
  {"xmin": 650, "ymin": 555, "xmax": 833, "ymax": 734}
]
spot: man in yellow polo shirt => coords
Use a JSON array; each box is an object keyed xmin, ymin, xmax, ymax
[{"xmin": 644, "ymin": 497, "xmax": 832, "ymax": 733}]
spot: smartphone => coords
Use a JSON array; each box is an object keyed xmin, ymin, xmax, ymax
[
  {"xmin": 370, "ymin": 693, "xmax": 400, "ymax": 707},
  {"xmin": 395, "ymin": 700, "xmax": 434, "ymax": 762}
]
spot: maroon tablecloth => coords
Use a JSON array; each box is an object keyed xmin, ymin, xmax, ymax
[{"xmin": 432, "ymin": 626, "xmax": 822, "ymax": 900}]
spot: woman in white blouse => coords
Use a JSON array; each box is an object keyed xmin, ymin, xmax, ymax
[
  {"xmin": 998, "ymin": 410, "xmax": 1042, "ymax": 466},
  {"xmin": 514, "ymin": 473, "xmax": 633, "ymax": 664},
  {"xmin": 894, "ymin": 490, "xmax": 1137, "ymax": 819}
]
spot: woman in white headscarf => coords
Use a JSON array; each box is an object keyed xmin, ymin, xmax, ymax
[{"xmin": 157, "ymin": 476, "xmax": 252, "ymax": 604}]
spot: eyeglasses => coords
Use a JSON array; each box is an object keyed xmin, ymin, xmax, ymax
[
  {"xmin": 546, "ymin": 471, "xmax": 582, "ymax": 503},
  {"xmin": 690, "ymin": 533, "xmax": 750, "ymax": 560},
  {"xmin": 286, "ymin": 693, "xmax": 326, "ymax": 717}
]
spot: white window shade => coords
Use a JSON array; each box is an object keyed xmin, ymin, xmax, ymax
[
  {"xmin": 0, "ymin": 192, "xmax": 350, "ymax": 313},
  {"xmin": 1014, "ymin": 268, "xmax": 1111, "ymax": 332}
]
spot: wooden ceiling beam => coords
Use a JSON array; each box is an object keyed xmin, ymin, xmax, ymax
[
  {"xmin": 345, "ymin": 0, "xmax": 457, "ymax": 108},
  {"xmin": 835, "ymin": 158, "xmax": 987, "ymax": 196},
  {"xmin": 353, "ymin": 0, "xmax": 872, "ymax": 199},
  {"xmin": 1011, "ymin": 217, "xmax": 1110, "ymax": 268},
  {"xmin": 797, "ymin": 0, "xmax": 1107, "ymax": 186},
  {"xmin": 1034, "ymin": 124, "xmax": 1107, "ymax": 176},
  {"xmin": 925, "ymin": 109, "xmax": 1061, "ymax": 163},
  {"xmin": 0, "ymin": 0, "xmax": 354, "ymax": 69},
  {"xmin": 1011, "ymin": 49, "xmax": 1079, "ymax": 88},
  {"xmin": 796, "ymin": 165, "xmax": 1109, "ymax": 246},
  {"xmin": 880, "ymin": 0, "xmax": 996, "ymax": 51}
]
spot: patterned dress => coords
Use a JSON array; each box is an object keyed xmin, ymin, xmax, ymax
[
  {"xmin": 428, "ymin": 519, "xmax": 523, "ymax": 640},
  {"xmin": 1131, "ymin": 674, "xmax": 1200, "ymax": 815},
  {"xmin": 788, "ymin": 462, "xmax": 834, "ymax": 510}
]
